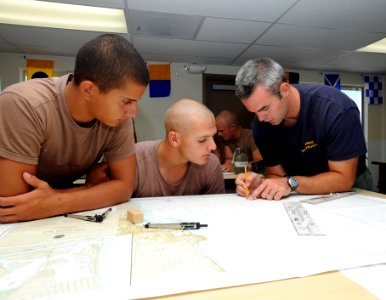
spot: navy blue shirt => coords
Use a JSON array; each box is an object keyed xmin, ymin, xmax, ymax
[{"xmin": 252, "ymin": 84, "xmax": 367, "ymax": 176}]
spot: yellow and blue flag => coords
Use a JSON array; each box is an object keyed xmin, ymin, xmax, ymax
[
  {"xmin": 148, "ymin": 64, "xmax": 171, "ymax": 98},
  {"xmin": 26, "ymin": 59, "xmax": 54, "ymax": 80}
]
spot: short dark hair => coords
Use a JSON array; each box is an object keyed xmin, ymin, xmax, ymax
[{"xmin": 73, "ymin": 34, "xmax": 149, "ymax": 93}]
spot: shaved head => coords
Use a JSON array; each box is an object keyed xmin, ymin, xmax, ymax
[
  {"xmin": 164, "ymin": 99, "xmax": 215, "ymax": 135},
  {"xmin": 216, "ymin": 110, "xmax": 237, "ymax": 126}
]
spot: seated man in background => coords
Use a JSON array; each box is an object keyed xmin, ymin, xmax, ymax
[
  {"xmin": 133, "ymin": 99, "xmax": 225, "ymax": 197},
  {"xmin": 215, "ymin": 110, "xmax": 263, "ymax": 172},
  {"xmin": 234, "ymin": 57, "xmax": 368, "ymax": 200},
  {"xmin": 0, "ymin": 34, "xmax": 149, "ymax": 223},
  {"xmin": 213, "ymin": 133, "xmax": 233, "ymax": 172}
]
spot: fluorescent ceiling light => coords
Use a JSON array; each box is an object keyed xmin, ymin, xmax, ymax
[
  {"xmin": 356, "ymin": 37, "xmax": 386, "ymax": 54},
  {"xmin": 0, "ymin": 0, "xmax": 127, "ymax": 33}
]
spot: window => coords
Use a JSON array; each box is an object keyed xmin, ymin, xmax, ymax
[{"xmin": 341, "ymin": 86, "xmax": 363, "ymax": 124}]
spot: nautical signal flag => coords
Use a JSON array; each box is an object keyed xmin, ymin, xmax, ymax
[
  {"xmin": 26, "ymin": 59, "xmax": 54, "ymax": 80},
  {"xmin": 324, "ymin": 74, "xmax": 341, "ymax": 90},
  {"xmin": 148, "ymin": 64, "xmax": 171, "ymax": 98},
  {"xmin": 364, "ymin": 75, "xmax": 383, "ymax": 105}
]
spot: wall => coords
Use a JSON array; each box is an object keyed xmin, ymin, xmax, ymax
[
  {"xmin": 0, "ymin": 53, "xmax": 75, "ymax": 89},
  {"xmin": 136, "ymin": 63, "xmax": 240, "ymax": 141},
  {"xmin": 0, "ymin": 53, "xmax": 385, "ymax": 190}
]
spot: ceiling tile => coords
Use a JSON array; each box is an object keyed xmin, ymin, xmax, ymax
[
  {"xmin": 235, "ymin": 44, "xmax": 347, "ymax": 67},
  {"xmin": 280, "ymin": 0, "xmax": 386, "ymax": 32},
  {"xmin": 128, "ymin": 11, "xmax": 203, "ymax": 39},
  {"xmin": 257, "ymin": 24, "xmax": 385, "ymax": 51},
  {"xmin": 326, "ymin": 52, "xmax": 386, "ymax": 70},
  {"xmin": 133, "ymin": 36, "xmax": 248, "ymax": 58},
  {"xmin": 0, "ymin": 25, "xmax": 129, "ymax": 56},
  {"xmin": 126, "ymin": 0, "xmax": 298, "ymax": 22},
  {"xmin": 197, "ymin": 18, "xmax": 271, "ymax": 43},
  {"xmin": 142, "ymin": 53, "xmax": 233, "ymax": 65}
]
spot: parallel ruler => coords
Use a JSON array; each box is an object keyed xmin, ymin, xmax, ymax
[
  {"xmin": 282, "ymin": 201, "xmax": 325, "ymax": 236},
  {"xmin": 301, "ymin": 191, "xmax": 355, "ymax": 205}
]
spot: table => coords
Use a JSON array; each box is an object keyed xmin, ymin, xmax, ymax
[
  {"xmin": 1, "ymin": 189, "xmax": 386, "ymax": 299},
  {"xmin": 372, "ymin": 161, "xmax": 386, "ymax": 193},
  {"xmin": 153, "ymin": 191, "xmax": 386, "ymax": 300}
]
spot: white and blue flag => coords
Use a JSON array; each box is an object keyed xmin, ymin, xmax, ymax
[
  {"xmin": 364, "ymin": 75, "xmax": 383, "ymax": 105},
  {"xmin": 324, "ymin": 74, "xmax": 341, "ymax": 90}
]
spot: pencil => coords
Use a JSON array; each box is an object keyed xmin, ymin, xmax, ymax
[{"xmin": 244, "ymin": 166, "xmax": 249, "ymax": 198}]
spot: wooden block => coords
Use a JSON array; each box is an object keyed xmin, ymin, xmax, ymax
[{"xmin": 127, "ymin": 209, "xmax": 144, "ymax": 224}]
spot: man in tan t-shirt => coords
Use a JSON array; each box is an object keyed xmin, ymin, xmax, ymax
[
  {"xmin": 0, "ymin": 34, "xmax": 149, "ymax": 223},
  {"xmin": 216, "ymin": 110, "xmax": 263, "ymax": 171},
  {"xmin": 133, "ymin": 99, "xmax": 225, "ymax": 197}
]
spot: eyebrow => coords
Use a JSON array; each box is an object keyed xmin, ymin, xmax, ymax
[
  {"xmin": 123, "ymin": 97, "xmax": 137, "ymax": 102},
  {"xmin": 197, "ymin": 135, "xmax": 211, "ymax": 139},
  {"xmin": 256, "ymin": 105, "xmax": 269, "ymax": 113}
]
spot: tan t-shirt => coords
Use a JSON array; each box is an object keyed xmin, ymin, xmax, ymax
[
  {"xmin": 133, "ymin": 140, "xmax": 225, "ymax": 197},
  {"xmin": 0, "ymin": 75, "xmax": 135, "ymax": 188},
  {"xmin": 226, "ymin": 128, "xmax": 257, "ymax": 161}
]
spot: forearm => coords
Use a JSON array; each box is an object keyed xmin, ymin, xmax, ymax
[
  {"xmin": 56, "ymin": 179, "xmax": 132, "ymax": 214},
  {"xmin": 295, "ymin": 171, "xmax": 354, "ymax": 195}
]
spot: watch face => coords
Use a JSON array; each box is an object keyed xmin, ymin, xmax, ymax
[{"xmin": 288, "ymin": 176, "xmax": 298, "ymax": 191}]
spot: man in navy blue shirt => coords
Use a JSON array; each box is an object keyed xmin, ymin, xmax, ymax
[{"xmin": 234, "ymin": 57, "xmax": 368, "ymax": 200}]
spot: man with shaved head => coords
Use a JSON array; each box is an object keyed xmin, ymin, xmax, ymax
[{"xmin": 133, "ymin": 99, "xmax": 225, "ymax": 197}]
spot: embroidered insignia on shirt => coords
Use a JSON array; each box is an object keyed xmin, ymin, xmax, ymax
[{"xmin": 301, "ymin": 140, "xmax": 318, "ymax": 153}]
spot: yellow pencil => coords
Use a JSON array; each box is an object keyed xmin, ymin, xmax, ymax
[{"xmin": 244, "ymin": 166, "xmax": 249, "ymax": 198}]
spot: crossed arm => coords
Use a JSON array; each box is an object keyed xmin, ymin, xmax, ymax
[
  {"xmin": 236, "ymin": 157, "xmax": 359, "ymax": 200},
  {"xmin": 0, "ymin": 155, "xmax": 136, "ymax": 223}
]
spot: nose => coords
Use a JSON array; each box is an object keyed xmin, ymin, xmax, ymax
[
  {"xmin": 209, "ymin": 137, "xmax": 217, "ymax": 151},
  {"xmin": 256, "ymin": 112, "xmax": 265, "ymax": 122},
  {"xmin": 127, "ymin": 102, "xmax": 137, "ymax": 118}
]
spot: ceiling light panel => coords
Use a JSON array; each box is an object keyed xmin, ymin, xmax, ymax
[
  {"xmin": 357, "ymin": 37, "xmax": 386, "ymax": 54},
  {"xmin": 0, "ymin": 0, "xmax": 127, "ymax": 33}
]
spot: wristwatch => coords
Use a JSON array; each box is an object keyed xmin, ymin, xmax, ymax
[{"xmin": 287, "ymin": 176, "xmax": 299, "ymax": 191}]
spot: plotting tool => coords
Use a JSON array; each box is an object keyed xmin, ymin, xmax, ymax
[
  {"xmin": 64, "ymin": 207, "xmax": 111, "ymax": 223},
  {"xmin": 144, "ymin": 222, "xmax": 208, "ymax": 230},
  {"xmin": 282, "ymin": 201, "xmax": 325, "ymax": 236},
  {"xmin": 301, "ymin": 191, "xmax": 355, "ymax": 204}
]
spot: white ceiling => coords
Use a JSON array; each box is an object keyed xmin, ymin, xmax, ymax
[{"xmin": 1, "ymin": 0, "xmax": 386, "ymax": 74}]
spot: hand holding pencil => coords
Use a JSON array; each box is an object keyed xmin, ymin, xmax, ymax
[{"xmin": 235, "ymin": 170, "xmax": 264, "ymax": 200}]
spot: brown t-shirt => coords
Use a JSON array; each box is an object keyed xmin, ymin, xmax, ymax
[
  {"xmin": 133, "ymin": 140, "xmax": 225, "ymax": 197},
  {"xmin": 0, "ymin": 75, "xmax": 135, "ymax": 188},
  {"xmin": 226, "ymin": 128, "xmax": 257, "ymax": 161}
]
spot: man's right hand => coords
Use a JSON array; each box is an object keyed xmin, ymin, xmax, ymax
[{"xmin": 235, "ymin": 171, "xmax": 263, "ymax": 199}]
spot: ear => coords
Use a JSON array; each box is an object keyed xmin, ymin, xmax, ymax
[
  {"xmin": 79, "ymin": 80, "xmax": 96, "ymax": 100},
  {"xmin": 168, "ymin": 131, "xmax": 180, "ymax": 147},
  {"xmin": 280, "ymin": 82, "xmax": 290, "ymax": 98}
]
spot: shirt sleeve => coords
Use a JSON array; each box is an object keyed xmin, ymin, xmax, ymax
[
  {"xmin": 326, "ymin": 107, "xmax": 367, "ymax": 161},
  {"xmin": 0, "ymin": 92, "xmax": 44, "ymax": 164}
]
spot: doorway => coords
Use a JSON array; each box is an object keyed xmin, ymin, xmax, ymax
[{"xmin": 203, "ymin": 74, "xmax": 255, "ymax": 129}]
